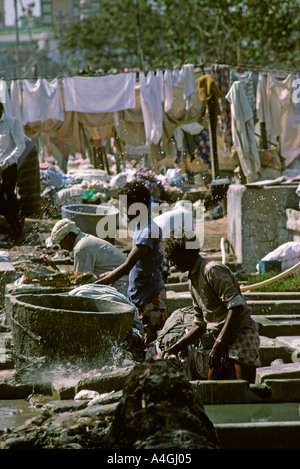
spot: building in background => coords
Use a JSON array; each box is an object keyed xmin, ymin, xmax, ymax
[{"xmin": 0, "ymin": 0, "xmax": 100, "ymax": 77}]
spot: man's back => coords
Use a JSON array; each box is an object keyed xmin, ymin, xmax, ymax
[{"xmin": 73, "ymin": 232, "xmax": 129, "ymax": 296}]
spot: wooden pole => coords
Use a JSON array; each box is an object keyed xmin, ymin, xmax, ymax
[{"xmin": 207, "ymin": 96, "xmax": 219, "ymax": 180}]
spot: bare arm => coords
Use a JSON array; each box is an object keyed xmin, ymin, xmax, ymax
[
  {"xmin": 162, "ymin": 323, "xmax": 206, "ymax": 356},
  {"xmin": 208, "ymin": 304, "xmax": 244, "ymax": 369},
  {"xmin": 94, "ymin": 244, "xmax": 150, "ymax": 286}
]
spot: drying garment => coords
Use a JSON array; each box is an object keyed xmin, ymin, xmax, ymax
[
  {"xmin": 22, "ymin": 78, "xmax": 64, "ymax": 125},
  {"xmin": 63, "ymin": 73, "xmax": 136, "ymax": 113},
  {"xmin": 264, "ymin": 73, "xmax": 300, "ymax": 167},
  {"xmin": 140, "ymin": 71, "xmax": 163, "ymax": 145},
  {"xmin": 229, "ymin": 69, "xmax": 256, "ymax": 111},
  {"xmin": 10, "ymin": 80, "xmax": 22, "ymax": 125},
  {"xmin": 171, "ymin": 68, "xmax": 180, "ymax": 86},
  {"xmin": 295, "ymin": 74, "xmax": 300, "ymax": 123},
  {"xmin": 179, "ymin": 64, "xmax": 196, "ymax": 101},
  {"xmin": 198, "ymin": 74, "xmax": 222, "ymax": 118},
  {"xmin": 164, "ymin": 69, "xmax": 173, "ymax": 112},
  {"xmin": 0, "ymin": 80, "xmax": 12, "ymax": 116},
  {"xmin": 226, "ymin": 81, "xmax": 260, "ymax": 182},
  {"xmin": 256, "ymin": 72, "xmax": 271, "ymax": 125},
  {"xmin": 211, "ymin": 64, "xmax": 232, "ymax": 150},
  {"xmin": 156, "ymin": 70, "xmax": 164, "ymax": 103},
  {"xmin": 196, "ymin": 130, "xmax": 211, "ymax": 169}
]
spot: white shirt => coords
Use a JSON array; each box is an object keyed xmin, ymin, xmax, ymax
[
  {"xmin": 0, "ymin": 113, "xmax": 26, "ymax": 170},
  {"xmin": 73, "ymin": 232, "xmax": 129, "ymax": 297}
]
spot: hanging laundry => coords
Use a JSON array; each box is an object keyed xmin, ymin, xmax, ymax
[
  {"xmin": 139, "ymin": 71, "xmax": 163, "ymax": 145},
  {"xmin": 295, "ymin": 74, "xmax": 300, "ymax": 124},
  {"xmin": 156, "ymin": 70, "xmax": 164, "ymax": 103},
  {"xmin": 171, "ymin": 68, "xmax": 180, "ymax": 86},
  {"xmin": 226, "ymin": 81, "xmax": 260, "ymax": 183},
  {"xmin": 229, "ymin": 69, "xmax": 256, "ymax": 111},
  {"xmin": 179, "ymin": 64, "xmax": 196, "ymax": 109},
  {"xmin": 198, "ymin": 74, "xmax": 222, "ymax": 117},
  {"xmin": 63, "ymin": 73, "xmax": 136, "ymax": 113},
  {"xmin": 0, "ymin": 80, "xmax": 13, "ymax": 116},
  {"xmin": 164, "ymin": 69, "xmax": 173, "ymax": 112},
  {"xmin": 195, "ymin": 129, "xmax": 211, "ymax": 169},
  {"xmin": 256, "ymin": 72, "xmax": 271, "ymax": 126},
  {"xmin": 257, "ymin": 73, "xmax": 300, "ymax": 167},
  {"xmin": 179, "ymin": 64, "xmax": 196, "ymax": 100},
  {"xmin": 10, "ymin": 80, "xmax": 22, "ymax": 125},
  {"xmin": 211, "ymin": 64, "xmax": 232, "ymax": 151},
  {"xmin": 22, "ymin": 78, "xmax": 64, "ymax": 125}
]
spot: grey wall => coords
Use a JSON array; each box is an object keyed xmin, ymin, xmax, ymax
[{"xmin": 227, "ymin": 184, "xmax": 299, "ymax": 272}]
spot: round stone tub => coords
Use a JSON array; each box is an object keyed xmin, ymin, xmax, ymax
[{"xmin": 8, "ymin": 293, "xmax": 135, "ymax": 372}]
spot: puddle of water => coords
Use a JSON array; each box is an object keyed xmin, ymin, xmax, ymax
[
  {"xmin": 204, "ymin": 402, "xmax": 300, "ymax": 424},
  {"xmin": 0, "ymin": 400, "xmax": 41, "ymax": 432}
]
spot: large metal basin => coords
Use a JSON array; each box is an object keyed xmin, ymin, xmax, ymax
[
  {"xmin": 61, "ymin": 203, "xmax": 119, "ymax": 243},
  {"xmin": 9, "ymin": 293, "xmax": 135, "ymax": 372}
]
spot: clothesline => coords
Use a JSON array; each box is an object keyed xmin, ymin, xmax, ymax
[{"xmin": 2, "ymin": 62, "xmax": 299, "ymax": 82}]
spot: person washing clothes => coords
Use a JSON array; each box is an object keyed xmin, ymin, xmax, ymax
[
  {"xmin": 161, "ymin": 228, "xmax": 261, "ymax": 383},
  {"xmin": 95, "ymin": 181, "xmax": 167, "ymax": 347},
  {"xmin": 46, "ymin": 219, "xmax": 129, "ymax": 297},
  {"xmin": 0, "ymin": 101, "xmax": 26, "ymax": 240}
]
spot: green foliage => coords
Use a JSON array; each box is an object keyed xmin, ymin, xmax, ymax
[
  {"xmin": 246, "ymin": 271, "xmax": 300, "ymax": 292},
  {"xmin": 60, "ymin": 0, "xmax": 300, "ymax": 73}
]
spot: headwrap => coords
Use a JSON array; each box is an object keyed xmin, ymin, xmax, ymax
[{"xmin": 46, "ymin": 218, "xmax": 81, "ymax": 247}]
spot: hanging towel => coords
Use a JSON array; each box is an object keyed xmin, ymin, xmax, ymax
[
  {"xmin": 197, "ymin": 74, "xmax": 222, "ymax": 117},
  {"xmin": 211, "ymin": 64, "xmax": 232, "ymax": 150},
  {"xmin": 140, "ymin": 71, "xmax": 163, "ymax": 145},
  {"xmin": 156, "ymin": 70, "xmax": 164, "ymax": 103},
  {"xmin": 256, "ymin": 72, "xmax": 271, "ymax": 126},
  {"xmin": 10, "ymin": 80, "xmax": 23, "ymax": 125},
  {"xmin": 179, "ymin": 64, "xmax": 196, "ymax": 100},
  {"xmin": 266, "ymin": 73, "xmax": 300, "ymax": 167},
  {"xmin": 295, "ymin": 74, "xmax": 300, "ymax": 124},
  {"xmin": 164, "ymin": 69, "xmax": 173, "ymax": 112},
  {"xmin": 0, "ymin": 80, "xmax": 13, "ymax": 116},
  {"xmin": 226, "ymin": 81, "xmax": 260, "ymax": 182},
  {"xmin": 229, "ymin": 69, "xmax": 256, "ymax": 111},
  {"xmin": 63, "ymin": 73, "xmax": 136, "ymax": 113},
  {"xmin": 22, "ymin": 78, "xmax": 64, "ymax": 124}
]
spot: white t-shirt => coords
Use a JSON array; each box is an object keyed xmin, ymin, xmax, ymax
[{"xmin": 73, "ymin": 232, "xmax": 129, "ymax": 297}]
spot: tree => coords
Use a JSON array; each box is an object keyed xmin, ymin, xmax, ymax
[{"xmin": 59, "ymin": 0, "xmax": 300, "ymax": 74}]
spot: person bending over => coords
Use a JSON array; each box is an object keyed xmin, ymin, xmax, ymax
[{"xmin": 161, "ymin": 228, "xmax": 260, "ymax": 383}]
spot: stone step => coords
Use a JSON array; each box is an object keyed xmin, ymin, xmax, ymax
[
  {"xmin": 256, "ymin": 362, "xmax": 300, "ymax": 383},
  {"xmin": 253, "ymin": 315, "xmax": 300, "ymax": 338},
  {"xmin": 193, "ymin": 378, "xmax": 300, "ymax": 405},
  {"xmin": 215, "ymin": 421, "xmax": 300, "ymax": 449},
  {"xmin": 166, "ymin": 291, "xmax": 300, "ymax": 315}
]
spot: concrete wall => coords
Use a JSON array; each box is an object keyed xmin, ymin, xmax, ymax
[{"xmin": 227, "ymin": 184, "xmax": 299, "ymax": 272}]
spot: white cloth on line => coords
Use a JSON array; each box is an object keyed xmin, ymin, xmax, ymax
[
  {"xmin": 22, "ymin": 78, "xmax": 64, "ymax": 124},
  {"xmin": 139, "ymin": 71, "xmax": 163, "ymax": 145},
  {"xmin": 179, "ymin": 63, "xmax": 196, "ymax": 101},
  {"xmin": 164, "ymin": 69, "xmax": 173, "ymax": 112},
  {"xmin": 63, "ymin": 73, "xmax": 136, "ymax": 113},
  {"xmin": 266, "ymin": 73, "xmax": 300, "ymax": 167},
  {"xmin": 226, "ymin": 81, "xmax": 260, "ymax": 182},
  {"xmin": 10, "ymin": 80, "xmax": 23, "ymax": 125},
  {"xmin": 0, "ymin": 80, "xmax": 13, "ymax": 116}
]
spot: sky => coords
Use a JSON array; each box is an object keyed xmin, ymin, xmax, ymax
[{"xmin": 4, "ymin": 0, "xmax": 41, "ymax": 26}]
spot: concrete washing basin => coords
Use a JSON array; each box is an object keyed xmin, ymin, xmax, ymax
[{"xmin": 8, "ymin": 293, "xmax": 135, "ymax": 372}]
